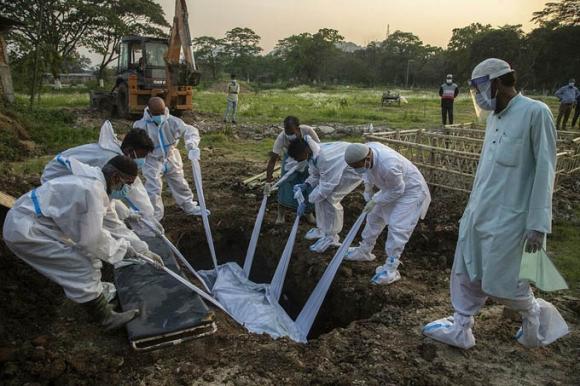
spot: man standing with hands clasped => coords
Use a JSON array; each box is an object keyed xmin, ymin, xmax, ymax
[{"xmin": 423, "ymin": 58, "xmax": 569, "ymax": 349}]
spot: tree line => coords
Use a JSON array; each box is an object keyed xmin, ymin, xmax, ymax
[
  {"xmin": 3, "ymin": 0, "xmax": 579, "ymax": 96},
  {"xmin": 195, "ymin": 0, "xmax": 579, "ymax": 91}
]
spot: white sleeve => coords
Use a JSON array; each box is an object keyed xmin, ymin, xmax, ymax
[
  {"xmin": 174, "ymin": 118, "xmax": 200, "ymax": 150},
  {"xmin": 305, "ymin": 163, "xmax": 320, "ymax": 187},
  {"xmin": 51, "ymin": 187, "xmax": 129, "ymax": 264},
  {"xmin": 103, "ymin": 205, "xmax": 150, "ymax": 255}
]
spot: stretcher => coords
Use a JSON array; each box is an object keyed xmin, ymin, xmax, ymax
[{"xmin": 114, "ymin": 235, "xmax": 217, "ymax": 351}]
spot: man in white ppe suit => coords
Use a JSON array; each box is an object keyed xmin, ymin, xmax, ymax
[
  {"xmin": 343, "ymin": 143, "xmax": 431, "ymax": 285},
  {"xmin": 289, "ymin": 138, "xmax": 362, "ymax": 253},
  {"xmin": 3, "ymin": 156, "xmax": 164, "ymax": 331},
  {"xmin": 41, "ymin": 121, "xmax": 159, "ymax": 235},
  {"xmin": 423, "ymin": 58, "xmax": 569, "ymax": 349},
  {"xmin": 133, "ymin": 97, "xmax": 204, "ymax": 220}
]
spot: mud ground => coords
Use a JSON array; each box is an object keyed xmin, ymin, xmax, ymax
[{"xmin": 1, "ymin": 118, "xmax": 579, "ymax": 385}]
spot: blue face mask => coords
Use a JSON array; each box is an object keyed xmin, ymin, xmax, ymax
[
  {"xmin": 134, "ymin": 158, "xmax": 146, "ymax": 169},
  {"xmin": 110, "ymin": 184, "xmax": 130, "ymax": 200},
  {"xmin": 354, "ymin": 158, "xmax": 370, "ymax": 174},
  {"xmin": 152, "ymin": 115, "xmax": 165, "ymax": 126}
]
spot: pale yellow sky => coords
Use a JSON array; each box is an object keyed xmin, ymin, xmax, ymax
[{"xmin": 160, "ymin": 0, "xmax": 548, "ymax": 51}]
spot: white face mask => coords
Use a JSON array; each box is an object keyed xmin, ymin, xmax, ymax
[
  {"xmin": 474, "ymin": 80, "xmax": 496, "ymax": 111},
  {"xmin": 446, "ymin": 79, "xmax": 452, "ymax": 84},
  {"xmin": 285, "ymin": 133, "xmax": 297, "ymax": 141},
  {"xmin": 569, "ymin": 83, "xmax": 576, "ymax": 87}
]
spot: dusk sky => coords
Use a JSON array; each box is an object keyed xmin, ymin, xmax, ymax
[{"xmin": 160, "ymin": 0, "xmax": 548, "ymax": 51}]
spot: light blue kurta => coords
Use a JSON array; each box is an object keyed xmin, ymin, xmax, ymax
[{"xmin": 454, "ymin": 94, "xmax": 557, "ymax": 299}]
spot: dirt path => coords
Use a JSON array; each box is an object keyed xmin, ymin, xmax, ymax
[{"xmin": 1, "ymin": 129, "xmax": 579, "ymax": 385}]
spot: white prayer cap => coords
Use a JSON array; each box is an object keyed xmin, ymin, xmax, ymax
[{"xmin": 344, "ymin": 143, "xmax": 370, "ymax": 164}]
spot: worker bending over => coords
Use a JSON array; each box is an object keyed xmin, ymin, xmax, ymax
[
  {"xmin": 344, "ymin": 143, "xmax": 431, "ymax": 285},
  {"xmin": 423, "ymin": 58, "xmax": 568, "ymax": 349},
  {"xmin": 3, "ymin": 156, "xmax": 164, "ymax": 331},
  {"xmin": 289, "ymin": 139, "xmax": 362, "ymax": 253},
  {"xmin": 134, "ymin": 97, "xmax": 203, "ymax": 220},
  {"xmin": 265, "ymin": 116, "xmax": 320, "ymax": 224},
  {"xmin": 42, "ymin": 120, "xmax": 159, "ymax": 235}
]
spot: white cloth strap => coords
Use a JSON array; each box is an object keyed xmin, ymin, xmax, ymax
[
  {"xmin": 295, "ymin": 212, "xmax": 368, "ymax": 340},
  {"xmin": 270, "ymin": 215, "xmax": 301, "ymax": 301},
  {"xmin": 190, "ymin": 159, "xmax": 218, "ymax": 269},
  {"xmin": 242, "ymin": 163, "xmax": 301, "ymax": 278},
  {"xmin": 243, "ymin": 195, "xmax": 268, "ymax": 277},
  {"xmin": 140, "ymin": 219, "xmax": 211, "ymax": 293},
  {"xmin": 137, "ymin": 252, "xmax": 234, "ymax": 320}
]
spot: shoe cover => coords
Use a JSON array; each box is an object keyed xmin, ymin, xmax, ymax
[
  {"xmin": 515, "ymin": 299, "xmax": 569, "ymax": 348},
  {"xmin": 310, "ymin": 235, "xmax": 341, "ymax": 253},
  {"xmin": 370, "ymin": 265, "xmax": 401, "ymax": 285},
  {"xmin": 344, "ymin": 247, "xmax": 376, "ymax": 262},
  {"xmin": 423, "ymin": 314, "xmax": 476, "ymax": 349},
  {"xmin": 186, "ymin": 205, "xmax": 211, "ymax": 216},
  {"xmin": 305, "ymin": 228, "xmax": 324, "ymax": 240}
]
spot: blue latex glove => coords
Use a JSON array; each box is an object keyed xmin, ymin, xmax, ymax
[
  {"xmin": 293, "ymin": 183, "xmax": 309, "ymax": 194},
  {"xmin": 297, "ymin": 202, "xmax": 306, "ymax": 217}
]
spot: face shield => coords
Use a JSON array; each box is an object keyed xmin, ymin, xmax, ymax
[{"xmin": 469, "ymin": 75, "xmax": 494, "ymax": 121}]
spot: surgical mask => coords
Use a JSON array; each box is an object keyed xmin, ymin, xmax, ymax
[
  {"xmin": 473, "ymin": 80, "xmax": 497, "ymax": 111},
  {"xmin": 446, "ymin": 79, "xmax": 452, "ymax": 84},
  {"xmin": 110, "ymin": 184, "xmax": 130, "ymax": 200},
  {"xmin": 354, "ymin": 158, "xmax": 370, "ymax": 174},
  {"xmin": 569, "ymin": 83, "xmax": 575, "ymax": 87},
  {"xmin": 152, "ymin": 115, "xmax": 165, "ymax": 126},
  {"xmin": 134, "ymin": 158, "xmax": 146, "ymax": 169},
  {"xmin": 285, "ymin": 133, "xmax": 297, "ymax": 141},
  {"xmin": 297, "ymin": 159, "xmax": 308, "ymax": 172}
]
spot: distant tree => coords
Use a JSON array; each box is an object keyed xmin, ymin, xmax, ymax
[
  {"xmin": 4, "ymin": 0, "xmax": 102, "ymax": 82},
  {"xmin": 193, "ymin": 36, "xmax": 226, "ymax": 80},
  {"xmin": 446, "ymin": 23, "xmax": 493, "ymax": 81},
  {"xmin": 85, "ymin": 0, "xmax": 170, "ymax": 81},
  {"xmin": 223, "ymin": 27, "xmax": 262, "ymax": 80},
  {"xmin": 532, "ymin": 0, "xmax": 580, "ymax": 26},
  {"xmin": 275, "ymin": 28, "xmax": 343, "ymax": 82}
]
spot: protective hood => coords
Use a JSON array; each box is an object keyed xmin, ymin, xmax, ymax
[
  {"xmin": 98, "ymin": 120, "xmax": 122, "ymax": 153},
  {"xmin": 68, "ymin": 157, "xmax": 106, "ymax": 186},
  {"xmin": 304, "ymin": 134, "xmax": 321, "ymax": 159}
]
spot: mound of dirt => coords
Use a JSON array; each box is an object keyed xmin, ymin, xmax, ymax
[{"xmin": 0, "ymin": 109, "xmax": 37, "ymax": 161}]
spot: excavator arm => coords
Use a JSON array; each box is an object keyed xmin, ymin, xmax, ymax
[{"xmin": 164, "ymin": 0, "xmax": 200, "ymax": 110}]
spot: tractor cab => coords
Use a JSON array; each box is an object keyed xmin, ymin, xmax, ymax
[{"xmin": 117, "ymin": 36, "xmax": 168, "ymax": 89}]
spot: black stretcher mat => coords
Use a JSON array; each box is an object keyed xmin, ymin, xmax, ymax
[{"xmin": 115, "ymin": 236, "xmax": 216, "ymax": 350}]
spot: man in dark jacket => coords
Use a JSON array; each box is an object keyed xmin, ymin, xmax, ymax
[{"xmin": 439, "ymin": 74, "xmax": 459, "ymax": 125}]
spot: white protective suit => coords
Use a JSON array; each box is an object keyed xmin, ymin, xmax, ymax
[
  {"xmin": 3, "ymin": 159, "xmax": 150, "ymax": 303},
  {"xmin": 133, "ymin": 107, "xmax": 201, "ymax": 220},
  {"xmin": 305, "ymin": 142, "xmax": 362, "ymax": 252},
  {"xmin": 41, "ymin": 121, "xmax": 155, "ymax": 231},
  {"xmin": 424, "ymin": 94, "xmax": 569, "ymax": 349},
  {"xmin": 348, "ymin": 142, "xmax": 431, "ymax": 262}
]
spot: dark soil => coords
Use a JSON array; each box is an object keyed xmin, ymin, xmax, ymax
[{"xmin": 0, "ymin": 123, "xmax": 579, "ymax": 385}]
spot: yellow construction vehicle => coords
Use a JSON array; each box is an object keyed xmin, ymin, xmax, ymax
[{"xmin": 91, "ymin": 0, "xmax": 200, "ymax": 117}]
